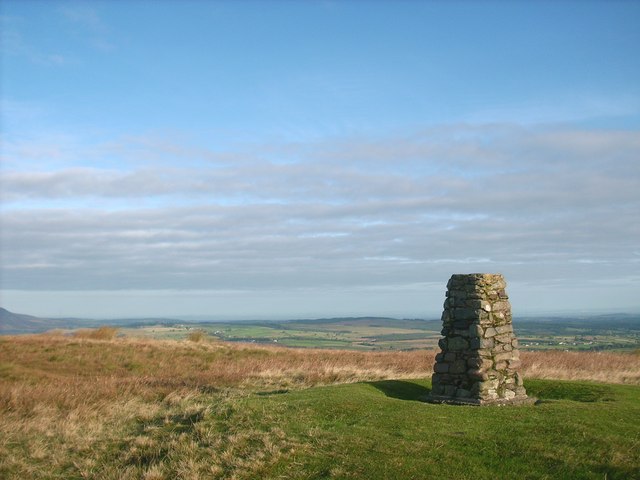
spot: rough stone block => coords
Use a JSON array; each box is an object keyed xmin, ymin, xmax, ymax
[
  {"xmin": 484, "ymin": 327, "xmax": 497, "ymax": 338},
  {"xmin": 456, "ymin": 388, "xmax": 471, "ymax": 398},
  {"xmin": 494, "ymin": 333, "xmax": 513, "ymax": 344},
  {"xmin": 492, "ymin": 301, "xmax": 510, "ymax": 312},
  {"xmin": 469, "ymin": 324, "xmax": 484, "ymax": 338},
  {"xmin": 470, "ymin": 337, "xmax": 495, "ymax": 349},
  {"xmin": 444, "ymin": 385, "xmax": 457, "ymax": 396},
  {"xmin": 467, "ymin": 357, "xmax": 482, "ymax": 368},
  {"xmin": 455, "ymin": 308, "xmax": 479, "ymax": 320},
  {"xmin": 467, "ymin": 369, "xmax": 489, "ymax": 381},
  {"xmin": 444, "ymin": 352, "xmax": 457, "ymax": 362},
  {"xmin": 494, "ymin": 351, "xmax": 515, "ymax": 362},
  {"xmin": 515, "ymin": 372, "xmax": 524, "ymax": 386},
  {"xmin": 453, "ymin": 329, "xmax": 470, "ymax": 337},
  {"xmin": 495, "ymin": 325, "xmax": 513, "ymax": 335},
  {"xmin": 495, "ymin": 361, "xmax": 508, "ymax": 370},
  {"xmin": 450, "ymin": 359, "xmax": 467, "ymax": 374},
  {"xmin": 452, "ymin": 320, "xmax": 469, "ymax": 329},
  {"xmin": 434, "ymin": 363, "xmax": 450, "ymax": 373},
  {"xmin": 447, "ymin": 337, "xmax": 469, "ymax": 351},
  {"xmin": 503, "ymin": 389, "xmax": 516, "ymax": 400}
]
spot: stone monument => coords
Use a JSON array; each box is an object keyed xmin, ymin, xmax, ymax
[{"xmin": 428, "ymin": 273, "xmax": 533, "ymax": 405}]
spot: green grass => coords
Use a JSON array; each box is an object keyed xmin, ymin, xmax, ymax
[{"xmin": 236, "ymin": 379, "xmax": 640, "ymax": 480}]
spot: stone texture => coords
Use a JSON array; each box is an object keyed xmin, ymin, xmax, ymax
[{"xmin": 427, "ymin": 273, "xmax": 534, "ymax": 406}]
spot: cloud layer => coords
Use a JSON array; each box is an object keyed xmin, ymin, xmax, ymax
[{"xmin": 2, "ymin": 124, "xmax": 639, "ymax": 316}]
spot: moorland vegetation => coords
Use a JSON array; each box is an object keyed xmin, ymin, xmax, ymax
[{"xmin": 1, "ymin": 331, "xmax": 639, "ymax": 479}]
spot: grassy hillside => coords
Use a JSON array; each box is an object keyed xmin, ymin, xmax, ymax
[{"xmin": 1, "ymin": 334, "xmax": 639, "ymax": 479}]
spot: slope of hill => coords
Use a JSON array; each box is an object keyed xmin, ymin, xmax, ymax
[
  {"xmin": 0, "ymin": 308, "xmax": 183, "ymax": 335},
  {"xmin": 0, "ymin": 308, "xmax": 68, "ymax": 334}
]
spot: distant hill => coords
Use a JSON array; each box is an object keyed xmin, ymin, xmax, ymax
[
  {"xmin": 0, "ymin": 307, "xmax": 70, "ymax": 334},
  {"xmin": 0, "ymin": 308, "xmax": 188, "ymax": 335},
  {"xmin": 2, "ymin": 307, "xmax": 638, "ymax": 341}
]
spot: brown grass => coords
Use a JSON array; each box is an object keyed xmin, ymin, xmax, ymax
[
  {"xmin": 73, "ymin": 326, "xmax": 119, "ymax": 340},
  {"xmin": 1, "ymin": 336, "xmax": 638, "ymax": 407},
  {"xmin": 187, "ymin": 329, "xmax": 206, "ymax": 342},
  {"xmin": 1, "ymin": 334, "xmax": 638, "ymax": 424},
  {"xmin": 521, "ymin": 349, "xmax": 640, "ymax": 385}
]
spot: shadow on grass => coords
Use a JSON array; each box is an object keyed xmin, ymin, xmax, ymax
[
  {"xmin": 368, "ymin": 380, "xmax": 431, "ymax": 402},
  {"xmin": 526, "ymin": 379, "xmax": 617, "ymax": 403},
  {"xmin": 256, "ymin": 389, "xmax": 290, "ymax": 396}
]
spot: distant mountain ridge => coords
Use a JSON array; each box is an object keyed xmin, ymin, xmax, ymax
[
  {"xmin": 0, "ymin": 308, "xmax": 186, "ymax": 335},
  {"xmin": 2, "ymin": 307, "xmax": 639, "ymax": 336},
  {"xmin": 0, "ymin": 308, "xmax": 69, "ymax": 334}
]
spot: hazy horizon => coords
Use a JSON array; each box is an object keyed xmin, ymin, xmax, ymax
[
  {"xmin": 3, "ymin": 295, "xmax": 639, "ymax": 323},
  {"xmin": 2, "ymin": 2, "xmax": 639, "ymax": 319}
]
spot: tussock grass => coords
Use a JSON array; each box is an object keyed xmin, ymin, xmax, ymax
[
  {"xmin": 187, "ymin": 329, "xmax": 207, "ymax": 342},
  {"xmin": 73, "ymin": 326, "xmax": 119, "ymax": 340},
  {"xmin": 1, "ymin": 334, "xmax": 639, "ymax": 479},
  {"xmin": 521, "ymin": 350, "xmax": 640, "ymax": 385}
]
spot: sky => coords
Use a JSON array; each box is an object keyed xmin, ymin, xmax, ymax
[{"xmin": 1, "ymin": 1, "xmax": 639, "ymax": 319}]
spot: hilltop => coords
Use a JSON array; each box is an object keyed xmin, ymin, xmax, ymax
[{"xmin": 1, "ymin": 332, "xmax": 639, "ymax": 479}]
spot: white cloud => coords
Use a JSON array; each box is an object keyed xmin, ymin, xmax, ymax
[
  {"xmin": 1, "ymin": 124, "xmax": 639, "ymax": 315},
  {"xmin": 464, "ymin": 94, "xmax": 640, "ymax": 126}
]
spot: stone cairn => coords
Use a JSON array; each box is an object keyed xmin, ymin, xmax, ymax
[{"xmin": 428, "ymin": 273, "xmax": 533, "ymax": 405}]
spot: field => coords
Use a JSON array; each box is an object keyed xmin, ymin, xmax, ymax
[
  {"xmin": 119, "ymin": 317, "xmax": 442, "ymax": 351},
  {"xmin": 3, "ymin": 308, "xmax": 639, "ymax": 352},
  {"xmin": 1, "ymin": 333, "xmax": 640, "ymax": 479},
  {"xmin": 117, "ymin": 315, "xmax": 640, "ymax": 353}
]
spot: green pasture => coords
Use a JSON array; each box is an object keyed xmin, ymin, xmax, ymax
[{"xmin": 245, "ymin": 379, "xmax": 640, "ymax": 479}]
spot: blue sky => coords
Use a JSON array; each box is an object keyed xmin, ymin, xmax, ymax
[{"xmin": 1, "ymin": 1, "xmax": 639, "ymax": 319}]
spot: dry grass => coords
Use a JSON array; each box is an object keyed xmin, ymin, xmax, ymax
[
  {"xmin": 521, "ymin": 349, "xmax": 640, "ymax": 385},
  {"xmin": 73, "ymin": 326, "xmax": 119, "ymax": 340},
  {"xmin": 187, "ymin": 329, "xmax": 207, "ymax": 342},
  {"xmin": 1, "ymin": 335, "xmax": 638, "ymax": 412},
  {"xmin": 1, "ymin": 334, "xmax": 639, "ymax": 479},
  {"xmin": 0, "ymin": 334, "xmax": 433, "ymax": 479}
]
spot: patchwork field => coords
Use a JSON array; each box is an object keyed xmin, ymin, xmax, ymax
[
  {"xmin": 115, "ymin": 315, "xmax": 640, "ymax": 353},
  {"xmin": 119, "ymin": 317, "xmax": 442, "ymax": 350},
  {"xmin": 1, "ymin": 333, "xmax": 639, "ymax": 479}
]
